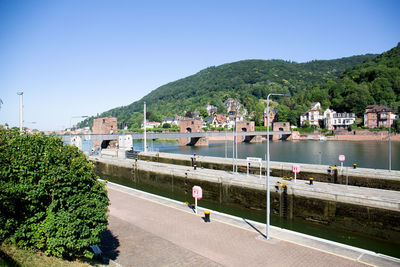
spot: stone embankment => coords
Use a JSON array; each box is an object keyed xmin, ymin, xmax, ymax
[{"xmin": 139, "ymin": 152, "xmax": 400, "ymax": 191}]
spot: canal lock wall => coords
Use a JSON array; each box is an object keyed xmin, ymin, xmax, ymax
[
  {"xmin": 139, "ymin": 153, "xmax": 400, "ymax": 191},
  {"xmin": 93, "ymin": 159, "xmax": 400, "ymax": 245}
]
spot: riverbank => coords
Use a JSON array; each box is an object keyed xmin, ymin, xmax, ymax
[{"xmin": 294, "ymin": 130, "xmax": 400, "ymax": 141}]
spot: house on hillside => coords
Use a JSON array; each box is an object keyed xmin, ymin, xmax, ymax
[
  {"xmin": 214, "ymin": 114, "xmax": 227, "ymax": 128},
  {"xmin": 263, "ymin": 108, "xmax": 278, "ymax": 127},
  {"xmin": 300, "ymin": 108, "xmax": 322, "ymax": 127},
  {"xmin": 364, "ymin": 105, "xmax": 397, "ymax": 128},
  {"xmin": 311, "ymin": 102, "xmax": 321, "ymax": 110},
  {"xmin": 141, "ymin": 121, "xmax": 161, "ymax": 129},
  {"xmin": 324, "ymin": 109, "xmax": 356, "ymax": 130},
  {"xmin": 205, "ymin": 102, "xmax": 217, "ymax": 115},
  {"xmin": 224, "ymin": 98, "xmax": 247, "ymax": 115},
  {"xmin": 162, "ymin": 116, "xmax": 179, "ymax": 126},
  {"xmin": 202, "ymin": 117, "xmax": 213, "ymax": 128},
  {"xmin": 226, "ymin": 114, "xmax": 245, "ymax": 129}
]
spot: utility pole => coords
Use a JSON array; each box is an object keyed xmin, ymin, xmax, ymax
[
  {"xmin": 17, "ymin": 91, "xmax": 23, "ymax": 132},
  {"xmin": 389, "ymin": 112, "xmax": 392, "ymax": 172},
  {"xmin": 266, "ymin": 93, "xmax": 290, "ymax": 240}
]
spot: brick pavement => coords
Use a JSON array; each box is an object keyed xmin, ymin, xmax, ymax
[{"xmin": 102, "ymin": 186, "xmax": 370, "ymax": 267}]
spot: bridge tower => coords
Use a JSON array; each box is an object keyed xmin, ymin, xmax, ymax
[
  {"xmin": 92, "ymin": 117, "xmax": 117, "ymax": 148},
  {"xmin": 179, "ymin": 119, "xmax": 208, "ymax": 146},
  {"xmin": 236, "ymin": 121, "xmax": 262, "ymax": 143},
  {"xmin": 272, "ymin": 122, "xmax": 291, "ymax": 141}
]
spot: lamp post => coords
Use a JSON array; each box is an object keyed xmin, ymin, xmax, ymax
[
  {"xmin": 266, "ymin": 93, "xmax": 290, "ymax": 240},
  {"xmin": 17, "ymin": 91, "xmax": 23, "ymax": 131},
  {"xmin": 389, "ymin": 114, "xmax": 391, "ymax": 172},
  {"xmin": 144, "ymin": 102, "xmax": 147, "ymax": 152},
  {"xmin": 70, "ymin": 116, "xmax": 88, "ymax": 140}
]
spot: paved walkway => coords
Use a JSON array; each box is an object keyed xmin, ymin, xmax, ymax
[{"xmin": 100, "ymin": 182, "xmax": 400, "ymax": 267}]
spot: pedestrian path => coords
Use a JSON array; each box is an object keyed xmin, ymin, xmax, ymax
[{"xmin": 101, "ymin": 181, "xmax": 400, "ymax": 267}]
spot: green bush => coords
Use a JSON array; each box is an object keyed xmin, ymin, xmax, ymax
[{"xmin": 0, "ymin": 129, "xmax": 109, "ymax": 259}]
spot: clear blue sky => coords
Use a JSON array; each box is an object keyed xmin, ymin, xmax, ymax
[{"xmin": 0, "ymin": 0, "xmax": 399, "ymax": 130}]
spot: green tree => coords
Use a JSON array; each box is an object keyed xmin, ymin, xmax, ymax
[
  {"xmin": 0, "ymin": 129, "xmax": 109, "ymax": 259},
  {"xmin": 276, "ymin": 105, "xmax": 290, "ymax": 122},
  {"xmin": 253, "ymin": 102, "xmax": 266, "ymax": 126},
  {"xmin": 199, "ymin": 107, "xmax": 209, "ymax": 118}
]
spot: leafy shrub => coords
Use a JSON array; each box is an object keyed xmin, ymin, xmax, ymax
[{"xmin": 0, "ymin": 129, "xmax": 109, "ymax": 259}]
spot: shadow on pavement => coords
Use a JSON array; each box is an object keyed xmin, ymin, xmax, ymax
[
  {"xmin": 243, "ymin": 218, "xmax": 266, "ymax": 239},
  {"xmin": 99, "ymin": 229, "xmax": 120, "ymax": 264}
]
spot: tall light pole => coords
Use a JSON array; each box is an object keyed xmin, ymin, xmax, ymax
[
  {"xmin": 70, "ymin": 116, "xmax": 88, "ymax": 144},
  {"xmin": 266, "ymin": 93, "xmax": 290, "ymax": 240},
  {"xmin": 144, "ymin": 102, "xmax": 147, "ymax": 152},
  {"xmin": 17, "ymin": 91, "xmax": 23, "ymax": 131},
  {"xmin": 389, "ymin": 113, "xmax": 392, "ymax": 172},
  {"xmin": 70, "ymin": 116, "xmax": 89, "ymax": 132}
]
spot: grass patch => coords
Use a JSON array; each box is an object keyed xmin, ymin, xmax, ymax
[{"xmin": 0, "ymin": 243, "xmax": 104, "ymax": 267}]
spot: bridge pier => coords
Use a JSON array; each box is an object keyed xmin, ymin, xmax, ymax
[
  {"xmin": 244, "ymin": 135, "xmax": 262, "ymax": 143},
  {"xmin": 180, "ymin": 137, "xmax": 209, "ymax": 146}
]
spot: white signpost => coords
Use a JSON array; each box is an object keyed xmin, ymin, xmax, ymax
[
  {"xmin": 192, "ymin": 186, "xmax": 203, "ymax": 214},
  {"xmin": 339, "ymin": 154, "xmax": 345, "ymax": 172},
  {"xmin": 292, "ymin": 164, "xmax": 300, "ymax": 183},
  {"xmin": 246, "ymin": 157, "xmax": 262, "ymax": 178}
]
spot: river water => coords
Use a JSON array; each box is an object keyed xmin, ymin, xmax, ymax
[{"xmin": 133, "ymin": 139, "xmax": 400, "ymax": 170}]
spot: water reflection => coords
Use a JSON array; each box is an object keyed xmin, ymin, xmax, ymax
[{"xmin": 133, "ymin": 139, "xmax": 400, "ymax": 170}]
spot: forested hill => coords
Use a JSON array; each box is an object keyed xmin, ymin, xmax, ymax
[
  {"xmin": 79, "ymin": 53, "xmax": 377, "ymax": 128},
  {"xmin": 316, "ymin": 43, "xmax": 400, "ymax": 117}
]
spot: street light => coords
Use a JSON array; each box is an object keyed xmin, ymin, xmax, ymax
[
  {"xmin": 70, "ymin": 116, "xmax": 88, "ymax": 135},
  {"xmin": 17, "ymin": 91, "xmax": 23, "ymax": 131},
  {"xmin": 266, "ymin": 93, "xmax": 290, "ymax": 240}
]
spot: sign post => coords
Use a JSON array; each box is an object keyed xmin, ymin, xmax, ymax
[
  {"xmin": 192, "ymin": 186, "xmax": 203, "ymax": 214},
  {"xmin": 292, "ymin": 164, "xmax": 300, "ymax": 183},
  {"xmin": 339, "ymin": 154, "xmax": 345, "ymax": 173},
  {"xmin": 246, "ymin": 157, "xmax": 262, "ymax": 178}
]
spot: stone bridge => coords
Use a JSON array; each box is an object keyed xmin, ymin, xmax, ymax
[{"xmin": 61, "ymin": 130, "xmax": 293, "ymax": 148}]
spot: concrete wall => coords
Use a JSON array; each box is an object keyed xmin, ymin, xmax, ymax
[
  {"xmin": 138, "ymin": 154, "xmax": 400, "ymax": 191},
  {"xmin": 94, "ymin": 160, "xmax": 400, "ymax": 244}
]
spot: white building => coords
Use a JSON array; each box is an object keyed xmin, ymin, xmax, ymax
[
  {"xmin": 226, "ymin": 114, "xmax": 245, "ymax": 129},
  {"xmin": 141, "ymin": 121, "xmax": 161, "ymax": 129},
  {"xmin": 161, "ymin": 116, "xmax": 179, "ymax": 126},
  {"xmin": 300, "ymin": 102, "xmax": 356, "ymax": 130},
  {"xmin": 205, "ymin": 102, "xmax": 217, "ymax": 115},
  {"xmin": 300, "ymin": 109, "xmax": 322, "ymax": 127}
]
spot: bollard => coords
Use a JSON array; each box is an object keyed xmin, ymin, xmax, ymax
[
  {"xmin": 309, "ymin": 178, "xmax": 314, "ymax": 185},
  {"xmin": 204, "ymin": 210, "xmax": 210, "ymax": 222},
  {"xmin": 194, "ymin": 164, "xmax": 197, "ymax": 170},
  {"xmin": 353, "ymin": 164, "xmax": 357, "ymax": 169},
  {"xmin": 332, "ymin": 167, "xmax": 338, "ymax": 184}
]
